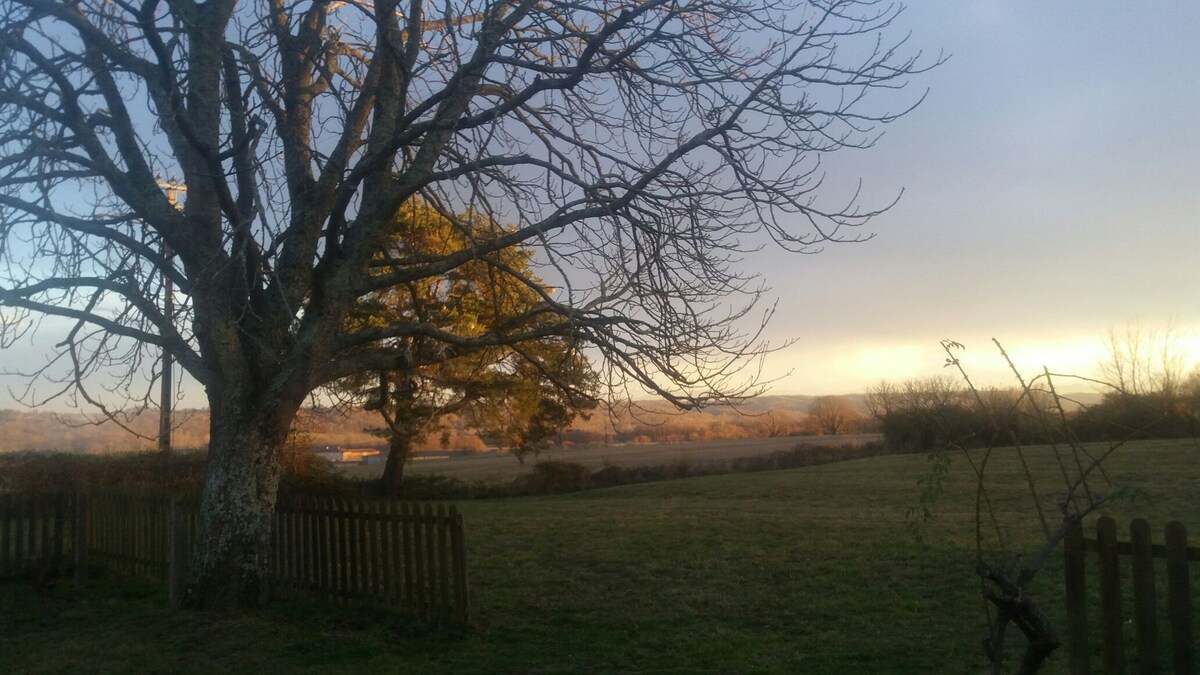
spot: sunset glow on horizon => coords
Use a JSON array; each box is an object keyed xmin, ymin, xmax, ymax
[{"xmin": 767, "ymin": 327, "xmax": 1200, "ymax": 397}]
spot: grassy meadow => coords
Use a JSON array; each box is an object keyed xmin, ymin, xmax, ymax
[{"xmin": 2, "ymin": 439, "xmax": 1198, "ymax": 673}]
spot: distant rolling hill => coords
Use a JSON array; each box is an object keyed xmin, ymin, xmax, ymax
[{"xmin": 0, "ymin": 390, "xmax": 1106, "ymax": 454}]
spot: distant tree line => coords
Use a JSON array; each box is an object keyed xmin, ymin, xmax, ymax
[
  {"xmin": 864, "ymin": 360, "xmax": 1200, "ymax": 449},
  {"xmin": 1073, "ymin": 326, "xmax": 1200, "ymax": 440},
  {"xmin": 1071, "ymin": 374, "xmax": 1200, "ymax": 440}
]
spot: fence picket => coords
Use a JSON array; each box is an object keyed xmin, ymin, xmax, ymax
[
  {"xmin": 116, "ymin": 497, "xmax": 123, "ymax": 571},
  {"xmin": 328, "ymin": 497, "xmax": 340, "ymax": 603},
  {"xmin": 121, "ymin": 495, "xmax": 131, "ymax": 575},
  {"xmin": 381, "ymin": 503, "xmax": 392, "ymax": 603},
  {"xmin": 152, "ymin": 498, "xmax": 162, "ymax": 578},
  {"xmin": 134, "ymin": 497, "xmax": 142, "ymax": 577},
  {"xmin": 281, "ymin": 498, "xmax": 292, "ymax": 592},
  {"xmin": 413, "ymin": 503, "xmax": 427, "ymax": 619},
  {"xmin": 291, "ymin": 499, "xmax": 300, "ymax": 593},
  {"xmin": 366, "ymin": 500, "xmax": 377, "ymax": 600},
  {"xmin": 114, "ymin": 496, "xmax": 123, "ymax": 574},
  {"xmin": 22, "ymin": 498, "xmax": 32, "ymax": 566},
  {"xmin": 451, "ymin": 506, "xmax": 469, "ymax": 621},
  {"xmin": 282, "ymin": 498, "xmax": 293, "ymax": 593},
  {"xmin": 309, "ymin": 497, "xmax": 321, "ymax": 596},
  {"xmin": 1064, "ymin": 520, "xmax": 1089, "ymax": 675},
  {"xmin": 1129, "ymin": 519, "xmax": 1158, "ymax": 675},
  {"xmin": 342, "ymin": 498, "xmax": 355, "ymax": 602},
  {"xmin": 15, "ymin": 497, "xmax": 27, "ymax": 570},
  {"xmin": 41, "ymin": 498, "xmax": 51, "ymax": 563},
  {"xmin": 326, "ymin": 498, "xmax": 339, "ymax": 601},
  {"xmin": 424, "ymin": 504, "xmax": 438, "ymax": 621},
  {"xmin": 332, "ymin": 498, "xmax": 346, "ymax": 602},
  {"xmin": 402, "ymin": 502, "xmax": 415, "ymax": 611},
  {"xmin": 271, "ymin": 507, "xmax": 282, "ymax": 592},
  {"xmin": 437, "ymin": 504, "xmax": 450, "ymax": 618},
  {"xmin": 316, "ymin": 497, "xmax": 331, "ymax": 602},
  {"xmin": 297, "ymin": 499, "xmax": 308, "ymax": 594},
  {"xmin": 140, "ymin": 498, "xmax": 149, "ymax": 577},
  {"xmin": 2, "ymin": 495, "xmax": 12, "ymax": 573},
  {"xmin": 296, "ymin": 499, "xmax": 307, "ymax": 593},
  {"xmin": 348, "ymin": 497, "xmax": 360, "ymax": 595},
  {"xmin": 0, "ymin": 495, "xmax": 10, "ymax": 573},
  {"xmin": 367, "ymin": 502, "xmax": 381, "ymax": 602},
  {"xmin": 352, "ymin": 499, "xmax": 365, "ymax": 599},
  {"xmin": 353, "ymin": 499, "xmax": 366, "ymax": 599},
  {"xmin": 372, "ymin": 501, "xmax": 384, "ymax": 601},
  {"xmin": 135, "ymin": 496, "xmax": 142, "ymax": 575},
  {"xmin": 169, "ymin": 498, "xmax": 186, "ymax": 609},
  {"xmin": 1096, "ymin": 516, "xmax": 1124, "ymax": 674},
  {"xmin": 1165, "ymin": 522, "xmax": 1193, "ymax": 674},
  {"xmin": 113, "ymin": 496, "xmax": 122, "ymax": 573},
  {"xmin": 290, "ymin": 499, "xmax": 302, "ymax": 593},
  {"xmin": 109, "ymin": 497, "xmax": 118, "ymax": 571},
  {"xmin": 73, "ymin": 495, "xmax": 86, "ymax": 584}
]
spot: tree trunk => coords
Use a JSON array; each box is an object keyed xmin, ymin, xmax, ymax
[
  {"xmin": 380, "ymin": 431, "xmax": 413, "ymax": 498},
  {"xmin": 185, "ymin": 393, "xmax": 297, "ymax": 608}
]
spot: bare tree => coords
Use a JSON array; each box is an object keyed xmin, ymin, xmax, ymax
[
  {"xmin": 0, "ymin": 0, "xmax": 936, "ymax": 607},
  {"xmin": 762, "ymin": 410, "xmax": 800, "ymax": 438},
  {"xmin": 937, "ymin": 339, "xmax": 1145, "ymax": 674},
  {"xmin": 807, "ymin": 394, "xmax": 861, "ymax": 435},
  {"xmin": 1082, "ymin": 324, "xmax": 1198, "ymax": 439},
  {"xmin": 1100, "ymin": 323, "xmax": 1190, "ymax": 398}
]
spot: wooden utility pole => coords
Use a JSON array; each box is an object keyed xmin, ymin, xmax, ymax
[{"xmin": 158, "ymin": 179, "xmax": 184, "ymax": 455}]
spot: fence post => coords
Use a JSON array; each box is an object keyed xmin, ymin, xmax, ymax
[
  {"xmin": 168, "ymin": 498, "xmax": 187, "ymax": 609},
  {"xmin": 1129, "ymin": 519, "xmax": 1158, "ymax": 675},
  {"xmin": 1165, "ymin": 521, "xmax": 1193, "ymax": 674},
  {"xmin": 1064, "ymin": 518, "xmax": 1090, "ymax": 675}
]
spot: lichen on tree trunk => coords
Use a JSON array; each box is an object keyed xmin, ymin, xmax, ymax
[{"xmin": 185, "ymin": 396, "xmax": 296, "ymax": 608}]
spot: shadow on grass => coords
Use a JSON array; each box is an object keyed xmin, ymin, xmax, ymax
[{"xmin": 0, "ymin": 577, "xmax": 469, "ymax": 674}]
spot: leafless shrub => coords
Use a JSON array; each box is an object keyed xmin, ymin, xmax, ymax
[{"xmin": 932, "ymin": 339, "xmax": 1147, "ymax": 674}]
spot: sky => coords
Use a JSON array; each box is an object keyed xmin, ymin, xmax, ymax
[
  {"xmin": 753, "ymin": 0, "xmax": 1200, "ymax": 395},
  {"xmin": 1, "ymin": 1, "xmax": 1198, "ymax": 409}
]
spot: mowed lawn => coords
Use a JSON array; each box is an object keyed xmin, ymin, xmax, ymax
[{"xmin": 2, "ymin": 439, "xmax": 1197, "ymax": 673}]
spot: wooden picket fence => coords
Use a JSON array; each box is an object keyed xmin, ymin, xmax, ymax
[
  {"xmin": 84, "ymin": 492, "xmax": 180, "ymax": 582},
  {"xmin": 0, "ymin": 492, "xmax": 469, "ymax": 623},
  {"xmin": 270, "ymin": 498, "xmax": 469, "ymax": 622},
  {"xmin": 0, "ymin": 493, "xmax": 77, "ymax": 578},
  {"xmin": 1064, "ymin": 517, "xmax": 1197, "ymax": 674}
]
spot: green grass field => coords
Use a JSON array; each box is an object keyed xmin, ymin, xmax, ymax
[{"xmin": 2, "ymin": 439, "xmax": 1197, "ymax": 673}]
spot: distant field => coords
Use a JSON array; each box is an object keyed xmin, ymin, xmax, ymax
[
  {"xmin": 341, "ymin": 433, "xmax": 882, "ymax": 482},
  {"xmin": 2, "ymin": 438, "xmax": 1197, "ymax": 673}
]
